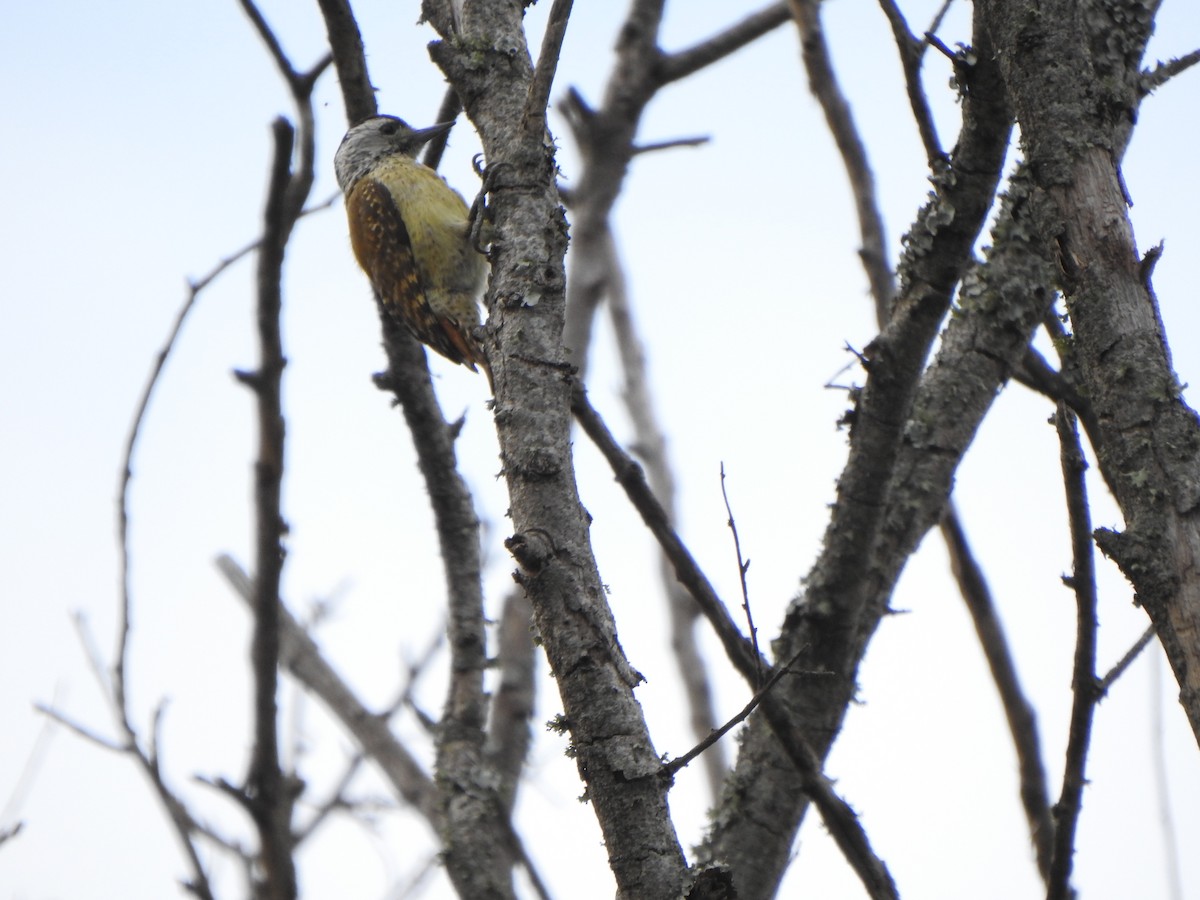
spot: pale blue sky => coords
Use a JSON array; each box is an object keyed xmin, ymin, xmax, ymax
[{"xmin": 3, "ymin": 2, "xmax": 1200, "ymax": 897}]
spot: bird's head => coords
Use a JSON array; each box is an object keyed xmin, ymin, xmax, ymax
[{"xmin": 333, "ymin": 115, "xmax": 454, "ymax": 194}]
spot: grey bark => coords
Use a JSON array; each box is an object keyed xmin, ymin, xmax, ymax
[
  {"xmin": 976, "ymin": 0, "xmax": 1200, "ymax": 744},
  {"xmin": 425, "ymin": 1, "xmax": 689, "ymax": 896},
  {"xmin": 701, "ymin": 10, "xmax": 1015, "ymax": 894}
]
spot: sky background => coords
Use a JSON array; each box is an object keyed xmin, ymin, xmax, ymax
[{"xmin": 3, "ymin": 1, "xmax": 1200, "ymax": 897}]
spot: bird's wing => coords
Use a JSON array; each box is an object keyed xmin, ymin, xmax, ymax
[{"xmin": 346, "ymin": 177, "xmax": 482, "ymax": 370}]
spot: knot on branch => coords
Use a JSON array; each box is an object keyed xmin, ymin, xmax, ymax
[
  {"xmin": 506, "ymin": 528, "xmax": 557, "ymax": 573},
  {"xmin": 684, "ymin": 864, "xmax": 736, "ymax": 900}
]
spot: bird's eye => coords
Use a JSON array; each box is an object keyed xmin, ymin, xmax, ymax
[{"xmin": 379, "ymin": 120, "xmax": 399, "ymax": 135}]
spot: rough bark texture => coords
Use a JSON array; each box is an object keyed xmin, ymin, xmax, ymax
[
  {"xmin": 976, "ymin": 0, "xmax": 1200, "ymax": 745},
  {"xmin": 425, "ymin": 2, "xmax": 688, "ymax": 896},
  {"xmin": 377, "ymin": 324, "xmax": 510, "ymax": 897},
  {"xmin": 700, "ymin": 14, "xmax": 1015, "ymax": 895},
  {"xmin": 314, "ymin": 1, "xmax": 521, "ymax": 892}
]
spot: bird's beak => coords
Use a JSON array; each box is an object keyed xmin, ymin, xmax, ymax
[{"xmin": 412, "ymin": 121, "xmax": 456, "ymax": 145}]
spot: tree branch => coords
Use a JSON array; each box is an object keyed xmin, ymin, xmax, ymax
[
  {"xmin": 314, "ymin": 0, "xmax": 376, "ymax": 124},
  {"xmin": 875, "ymin": 0, "xmax": 946, "ymax": 165},
  {"xmin": 703, "ymin": 15, "xmax": 1013, "ymax": 888},
  {"xmin": 789, "ymin": 0, "xmax": 894, "ymax": 321},
  {"xmin": 658, "ymin": 4, "xmax": 791, "ymax": 84},
  {"xmin": 242, "ymin": 115, "xmax": 299, "ymax": 900},
  {"xmin": 429, "ymin": 1, "xmax": 693, "ymax": 889},
  {"xmin": 523, "ymin": 0, "xmax": 574, "ymax": 135},
  {"xmin": 571, "ymin": 384, "xmax": 768, "ymax": 685},
  {"xmin": 485, "ymin": 589, "xmax": 537, "ymax": 812},
  {"xmin": 1140, "ymin": 48, "xmax": 1200, "ymax": 96},
  {"xmin": 1097, "ymin": 625, "xmax": 1155, "ymax": 696},
  {"xmin": 40, "ymin": 616, "xmax": 218, "ymax": 899},
  {"xmin": 602, "ymin": 233, "xmax": 731, "ymax": 793},
  {"xmin": 1047, "ymin": 404, "xmax": 1100, "ymax": 900},
  {"xmin": 214, "ymin": 555, "xmax": 439, "ymax": 824},
  {"xmin": 976, "ymin": 0, "xmax": 1200, "ymax": 744},
  {"xmin": 940, "ymin": 504, "xmax": 1054, "ymax": 882}
]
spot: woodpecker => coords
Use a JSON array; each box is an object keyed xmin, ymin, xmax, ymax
[{"xmin": 334, "ymin": 115, "xmax": 489, "ymax": 376}]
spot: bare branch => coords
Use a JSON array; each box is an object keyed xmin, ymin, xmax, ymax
[
  {"xmin": 314, "ymin": 0, "xmax": 376, "ymax": 124},
  {"xmin": 603, "ymin": 231, "xmax": 729, "ymax": 793},
  {"xmin": 927, "ymin": 0, "xmax": 955, "ymax": 36},
  {"xmin": 876, "ymin": 0, "xmax": 946, "ymax": 164},
  {"xmin": 663, "ymin": 649, "xmax": 806, "ymax": 777},
  {"xmin": 215, "ymin": 554, "xmax": 438, "ymax": 824},
  {"xmin": 217, "ymin": 557, "xmax": 579, "ymax": 895},
  {"xmin": 239, "ymin": 0, "xmax": 300, "ymax": 82},
  {"xmin": 720, "ymin": 464, "xmax": 763, "ymax": 686},
  {"xmin": 109, "ymin": 183, "xmax": 337, "ymax": 890},
  {"xmin": 940, "ymin": 505, "xmax": 1054, "ymax": 881},
  {"xmin": 1097, "ymin": 624, "xmax": 1156, "ymax": 696},
  {"xmin": 39, "ymin": 648, "xmax": 217, "ymax": 899},
  {"xmin": 789, "ymin": 0, "xmax": 895, "ymax": 321},
  {"xmin": 523, "ymin": 0, "xmax": 574, "ymax": 134},
  {"xmin": 703, "ymin": 16, "xmax": 1014, "ymax": 887},
  {"xmin": 293, "ymin": 755, "xmax": 364, "ymax": 846},
  {"xmin": 370, "ymin": 325, "xmax": 508, "ymax": 892},
  {"xmin": 1047, "ymin": 404, "xmax": 1100, "ymax": 900},
  {"xmin": 571, "ymin": 384, "xmax": 768, "ymax": 685},
  {"xmin": 486, "ymin": 590, "xmax": 537, "ymax": 811},
  {"xmin": 756, "ymin": 694, "xmax": 900, "ymax": 900},
  {"xmin": 1140, "ymin": 48, "xmax": 1200, "ymax": 96},
  {"xmin": 631, "ymin": 135, "xmax": 710, "ymax": 155},
  {"xmin": 658, "ymin": 3, "xmax": 791, "ymax": 83},
  {"xmin": 34, "ymin": 704, "xmax": 125, "ymax": 753},
  {"xmin": 241, "ymin": 115, "xmax": 300, "ymax": 900}
]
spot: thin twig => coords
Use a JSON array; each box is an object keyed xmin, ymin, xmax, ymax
[
  {"xmin": 114, "ymin": 190, "xmax": 336, "ymax": 727},
  {"xmin": 293, "ymin": 755, "xmax": 364, "ymax": 846},
  {"xmin": 239, "ymin": 0, "xmax": 300, "ymax": 81},
  {"xmin": 631, "ymin": 135, "xmax": 710, "ymax": 155},
  {"xmin": 575, "ymin": 372, "xmax": 897, "ymax": 894},
  {"xmin": 215, "ymin": 555, "xmax": 439, "ymax": 824},
  {"xmin": 33, "ymin": 705, "xmax": 125, "ymax": 753},
  {"xmin": 1096, "ymin": 624, "xmax": 1156, "ymax": 696},
  {"xmin": 926, "ymin": 0, "xmax": 955, "ymax": 37},
  {"xmin": 44, "ymin": 620, "xmax": 217, "ymax": 898},
  {"xmin": 663, "ymin": 648, "xmax": 804, "ymax": 777},
  {"xmin": 571, "ymin": 383, "xmax": 768, "ymax": 684},
  {"xmin": 3, "ymin": 690, "xmax": 60, "ymax": 829},
  {"xmin": 720, "ymin": 464, "xmax": 763, "ymax": 686},
  {"xmin": 385, "ymin": 628, "xmax": 447, "ymax": 721},
  {"xmin": 1047, "ymin": 403, "xmax": 1100, "ymax": 900}
]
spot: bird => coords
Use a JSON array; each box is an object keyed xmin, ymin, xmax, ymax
[{"xmin": 334, "ymin": 115, "xmax": 489, "ymax": 378}]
